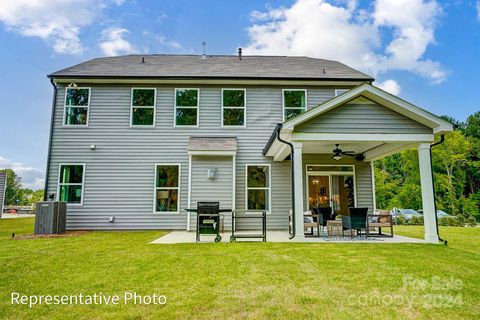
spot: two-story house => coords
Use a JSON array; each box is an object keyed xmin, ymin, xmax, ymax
[{"xmin": 45, "ymin": 53, "xmax": 452, "ymax": 242}]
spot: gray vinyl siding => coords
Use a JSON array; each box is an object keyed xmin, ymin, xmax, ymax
[
  {"xmin": 0, "ymin": 172, "xmax": 6, "ymax": 216},
  {"xmin": 190, "ymin": 156, "xmax": 233, "ymax": 230},
  {"xmin": 302, "ymin": 154, "xmax": 374, "ymax": 213},
  {"xmin": 46, "ymin": 85, "xmax": 335, "ymax": 230},
  {"xmin": 296, "ymin": 102, "xmax": 432, "ymax": 134}
]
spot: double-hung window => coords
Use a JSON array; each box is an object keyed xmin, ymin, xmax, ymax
[
  {"xmin": 175, "ymin": 89, "xmax": 199, "ymax": 126},
  {"xmin": 58, "ymin": 164, "xmax": 85, "ymax": 204},
  {"xmin": 283, "ymin": 89, "xmax": 307, "ymax": 121},
  {"xmin": 64, "ymin": 87, "xmax": 90, "ymax": 126},
  {"xmin": 131, "ymin": 88, "xmax": 156, "ymax": 126},
  {"xmin": 155, "ymin": 164, "xmax": 180, "ymax": 213},
  {"xmin": 222, "ymin": 89, "xmax": 246, "ymax": 126},
  {"xmin": 246, "ymin": 165, "xmax": 270, "ymax": 212}
]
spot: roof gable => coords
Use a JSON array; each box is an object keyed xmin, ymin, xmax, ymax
[
  {"xmin": 283, "ymin": 83, "xmax": 453, "ymax": 135},
  {"xmin": 294, "ymin": 99, "xmax": 432, "ymax": 134}
]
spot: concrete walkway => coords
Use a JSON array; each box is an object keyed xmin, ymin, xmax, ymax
[{"xmin": 150, "ymin": 231, "xmax": 425, "ymax": 244}]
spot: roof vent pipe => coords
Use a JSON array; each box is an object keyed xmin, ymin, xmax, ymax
[
  {"xmin": 141, "ymin": 56, "xmax": 145, "ymax": 63},
  {"xmin": 201, "ymin": 42, "xmax": 207, "ymax": 59},
  {"xmin": 238, "ymin": 48, "xmax": 242, "ymax": 60}
]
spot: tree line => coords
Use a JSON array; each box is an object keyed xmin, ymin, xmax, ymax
[
  {"xmin": 0, "ymin": 169, "xmax": 43, "ymax": 206},
  {"xmin": 375, "ymin": 111, "xmax": 480, "ymax": 221}
]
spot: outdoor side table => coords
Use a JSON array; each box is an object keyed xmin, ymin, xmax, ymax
[{"xmin": 327, "ymin": 220, "xmax": 342, "ymax": 237}]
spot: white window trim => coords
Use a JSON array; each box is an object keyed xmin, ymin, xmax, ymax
[
  {"xmin": 154, "ymin": 163, "xmax": 181, "ymax": 214},
  {"xmin": 305, "ymin": 164, "xmax": 357, "ymax": 210},
  {"xmin": 245, "ymin": 164, "xmax": 271, "ymax": 214},
  {"xmin": 56, "ymin": 163, "xmax": 86, "ymax": 206},
  {"xmin": 130, "ymin": 88, "xmax": 157, "ymax": 127},
  {"xmin": 174, "ymin": 88, "xmax": 200, "ymax": 127},
  {"xmin": 63, "ymin": 87, "xmax": 91, "ymax": 127},
  {"xmin": 282, "ymin": 89, "xmax": 308, "ymax": 122},
  {"xmin": 221, "ymin": 88, "xmax": 246, "ymax": 128},
  {"xmin": 335, "ymin": 89, "xmax": 349, "ymax": 96}
]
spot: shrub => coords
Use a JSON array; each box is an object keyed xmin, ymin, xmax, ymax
[
  {"xmin": 395, "ymin": 215, "xmax": 406, "ymax": 225},
  {"xmin": 467, "ymin": 215, "xmax": 477, "ymax": 227},
  {"xmin": 408, "ymin": 215, "xmax": 424, "ymax": 225},
  {"xmin": 457, "ymin": 214, "xmax": 467, "ymax": 227},
  {"xmin": 439, "ymin": 217, "xmax": 458, "ymax": 226}
]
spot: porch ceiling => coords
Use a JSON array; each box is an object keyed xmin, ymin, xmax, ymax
[{"xmin": 302, "ymin": 141, "xmax": 380, "ymax": 154}]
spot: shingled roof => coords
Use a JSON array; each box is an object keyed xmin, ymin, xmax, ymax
[{"xmin": 48, "ymin": 54, "xmax": 374, "ymax": 81}]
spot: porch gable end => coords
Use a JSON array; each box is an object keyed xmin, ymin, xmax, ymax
[{"xmin": 294, "ymin": 98, "xmax": 432, "ymax": 135}]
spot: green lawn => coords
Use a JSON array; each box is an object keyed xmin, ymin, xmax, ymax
[{"xmin": 1, "ymin": 218, "xmax": 479, "ymax": 319}]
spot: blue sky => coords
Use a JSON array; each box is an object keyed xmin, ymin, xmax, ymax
[{"xmin": 0, "ymin": 0, "xmax": 479, "ymax": 189}]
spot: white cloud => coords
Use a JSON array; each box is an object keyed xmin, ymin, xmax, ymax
[
  {"xmin": 476, "ymin": 1, "xmax": 480, "ymax": 20},
  {"xmin": 99, "ymin": 27, "xmax": 137, "ymax": 56},
  {"xmin": 245, "ymin": 0, "xmax": 446, "ymax": 83},
  {"xmin": 375, "ymin": 79, "xmax": 401, "ymax": 95},
  {"xmin": 156, "ymin": 34, "xmax": 181, "ymax": 49},
  {"xmin": 0, "ymin": 156, "xmax": 44, "ymax": 190},
  {"xmin": 0, "ymin": 0, "xmax": 122, "ymax": 55}
]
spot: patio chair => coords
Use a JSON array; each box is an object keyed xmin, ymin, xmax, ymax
[
  {"xmin": 304, "ymin": 211, "xmax": 320, "ymax": 237},
  {"xmin": 367, "ymin": 210, "xmax": 393, "ymax": 237},
  {"xmin": 316, "ymin": 207, "xmax": 334, "ymax": 227},
  {"xmin": 342, "ymin": 207, "xmax": 368, "ymax": 238}
]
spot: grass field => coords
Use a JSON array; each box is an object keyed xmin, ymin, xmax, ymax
[{"xmin": 0, "ymin": 218, "xmax": 479, "ymax": 319}]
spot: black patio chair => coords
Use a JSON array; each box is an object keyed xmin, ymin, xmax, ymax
[
  {"xmin": 342, "ymin": 207, "xmax": 368, "ymax": 238},
  {"xmin": 311, "ymin": 207, "xmax": 334, "ymax": 235}
]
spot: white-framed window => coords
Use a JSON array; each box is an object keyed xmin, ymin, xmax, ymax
[
  {"xmin": 130, "ymin": 88, "xmax": 156, "ymax": 126},
  {"xmin": 57, "ymin": 163, "xmax": 85, "ymax": 205},
  {"xmin": 175, "ymin": 88, "xmax": 199, "ymax": 126},
  {"xmin": 283, "ymin": 89, "xmax": 307, "ymax": 121},
  {"xmin": 222, "ymin": 89, "xmax": 246, "ymax": 127},
  {"xmin": 64, "ymin": 87, "xmax": 90, "ymax": 126},
  {"xmin": 335, "ymin": 89, "xmax": 349, "ymax": 96},
  {"xmin": 245, "ymin": 164, "xmax": 271, "ymax": 213},
  {"xmin": 154, "ymin": 164, "xmax": 181, "ymax": 213}
]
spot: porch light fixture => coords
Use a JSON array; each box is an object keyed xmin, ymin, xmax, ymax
[
  {"xmin": 332, "ymin": 154, "xmax": 343, "ymax": 161},
  {"xmin": 207, "ymin": 168, "xmax": 218, "ymax": 180}
]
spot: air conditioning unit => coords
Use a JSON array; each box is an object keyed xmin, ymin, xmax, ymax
[{"xmin": 34, "ymin": 201, "xmax": 67, "ymax": 234}]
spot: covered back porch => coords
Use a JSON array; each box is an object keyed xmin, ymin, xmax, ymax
[{"xmin": 263, "ymin": 83, "xmax": 453, "ymax": 243}]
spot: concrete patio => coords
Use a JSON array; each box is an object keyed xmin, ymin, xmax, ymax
[{"xmin": 150, "ymin": 231, "xmax": 425, "ymax": 244}]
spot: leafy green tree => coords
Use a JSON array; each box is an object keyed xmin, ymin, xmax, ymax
[
  {"xmin": 465, "ymin": 112, "xmax": 480, "ymax": 139},
  {"xmin": 0, "ymin": 169, "xmax": 22, "ymax": 205}
]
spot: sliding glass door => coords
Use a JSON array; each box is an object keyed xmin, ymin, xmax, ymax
[{"xmin": 306, "ymin": 165, "xmax": 356, "ymax": 216}]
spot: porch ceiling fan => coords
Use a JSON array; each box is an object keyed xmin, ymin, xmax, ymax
[{"xmin": 331, "ymin": 144, "xmax": 355, "ymax": 160}]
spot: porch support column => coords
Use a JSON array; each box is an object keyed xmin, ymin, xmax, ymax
[
  {"xmin": 293, "ymin": 142, "xmax": 305, "ymax": 240},
  {"xmin": 418, "ymin": 143, "xmax": 439, "ymax": 243}
]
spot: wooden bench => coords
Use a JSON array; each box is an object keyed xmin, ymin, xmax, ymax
[{"xmin": 367, "ymin": 210, "xmax": 393, "ymax": 237}]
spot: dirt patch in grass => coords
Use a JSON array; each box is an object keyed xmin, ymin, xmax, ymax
[{"xmin": 10, "ymin": 231, "xmax": 88, "ymax": 240}]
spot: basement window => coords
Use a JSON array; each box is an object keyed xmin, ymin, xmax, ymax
[
  {"xmin": 58, "ymin": 164, "xmax": 85, "ymax": 204},
  {"xmin": 222, "ymin": 89, "xmax": 246, "ymax": 126},
  {"xmin": 283, "ymin": 89, "xmax": 307, "ymax": 121},
  {"xmin": 64, "ymin": 88, "xmax": 90, "ymax": 126},
  {"xmin": 155, "ymin": 164, "xmax": 180, "ymax": 213},
  {"xmin": 131, "ymin": 88, "xmax": 156, "ymax": 126},
  {"xmin": 175, "ymin": 89, "xmax": 199, "ymax": 126}
]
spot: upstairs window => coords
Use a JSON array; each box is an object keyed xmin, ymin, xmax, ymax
[
  {"xmin": 175, "ymin": 89, "xmax": 199, "ymax": 126},
  {"xmin": 64, "ymin": 87, "xmax": 90, "ymax": 126},
  {"xmin": 131, "ymin": 88, "xmax": 156, "ymax": 126},
  {"xmin": 283, "ymin": 89, "xmax": 306, "ymax": 121},
  {"xmin": 246, "ymin": 165, "xmax": 270, "ymax": 212},
  {"xmin": 222, "ymin": 89, "xmax": 246, "ymax": 126},
  {"xmin": 58, "ymin": 164, "xmax": 85, "ymax": 204},
  {"xmin": 155, "ymin": 164, "xmax": 180, "ymax": 213}
]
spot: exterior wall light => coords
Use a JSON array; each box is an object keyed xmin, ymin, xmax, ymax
[{"xmin": 207, "ymin": 168, "xmax": 218, "ymax": 180}]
